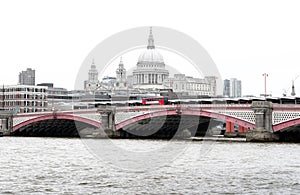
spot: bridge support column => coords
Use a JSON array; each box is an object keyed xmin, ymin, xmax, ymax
[
  {"xmin": 98, "ymin": 106, "xmax": 120, "ymax": 138},
  {"xmin": 224, "ymin": 121, "xmax": 239, "ymax": 137},
  {"xmin": 238, "ymin": 126, "xmax": 246, "ymax": 133},
  {"xmin": 247, "ymin": 101, "xmax": 279, "ymax": 142},
  {"xmin": 0, "ymin": 110, "xmax": 13, "ymax": 135},
  {"xmin": 225, "ymin": 121, "xmax": 235, "ymax": 133}
]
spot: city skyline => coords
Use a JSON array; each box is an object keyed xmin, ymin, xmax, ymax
[
  {"xmin": 1, "ymin": 2, "xmax": 300, "ymax": 194},
  {"xmin": 0, "ymin": 1, "xmax": 299, "ymax": 97}
]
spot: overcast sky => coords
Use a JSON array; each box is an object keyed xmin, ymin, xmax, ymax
[{"xmin": 0, "ymin": 0, "xmax": 299, "ymax": 97}]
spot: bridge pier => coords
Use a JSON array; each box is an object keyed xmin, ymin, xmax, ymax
[
  {"xmin": 0, "ymin": 110, "xmax": 13, "ymax": 135},
  {"xmin": 246, "ymin": 101, "xmax": 279, "ymax": 142},
  {"xmin": 98, "ymin": 106, "xmax": 121, "ymax": 138}
]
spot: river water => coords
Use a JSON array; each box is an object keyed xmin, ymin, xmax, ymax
[{"xmin": 0, "ymin": 137, "xmax": 299, "ymax": 194}]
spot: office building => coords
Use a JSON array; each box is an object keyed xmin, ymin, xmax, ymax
[{"xmin": 18, "ymin": 68, "xmax": 35, "ymax": 85}]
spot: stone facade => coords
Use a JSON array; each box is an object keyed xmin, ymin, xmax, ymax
[
  {"xmin": 163, "ymin": 74, "xmax": 217, "ymax": 96},
  {"xmin": 115, "ymin": 58, "xmax": 127, "ymax": 90},
  {"xmin": 84, "ymin": 59, "xmax": 101, "ymax": 92},
  {"xmin": 132, "ymin": 27, "xmax": 169, "ymax": 90}
]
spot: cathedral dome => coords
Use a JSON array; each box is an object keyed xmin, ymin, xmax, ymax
[
  {"xmin": 138, "ymin": 49, "xmax": 164, "ymax": 63},
  {"xmin": 132, "ymin": 27, "xmax": 169, "ymax": 88},
  {"xmin": 137, "ymin": 27, "xmax": 164, "ymax": 64}
]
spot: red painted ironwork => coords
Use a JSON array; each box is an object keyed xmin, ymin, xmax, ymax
[{"xmin": 13, "ymin": 113, "xmax": 101, "ymax": 132}]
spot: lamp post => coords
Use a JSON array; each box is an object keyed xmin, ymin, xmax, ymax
[{"xmin": 262, "ymin": 73, "xmax": 268, "ymax": 98}]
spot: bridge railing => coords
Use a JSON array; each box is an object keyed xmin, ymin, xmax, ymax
[
  {"xmin": 115, "ymin": 104, "xmax": 252, "ymax": 112},
  {"xmin": 14, "ymin": 108, "xmax": 99, "ymax": 117},
  {"xmin": 273, "ymin": 104, "xmax": 300, "ymax": 111}
]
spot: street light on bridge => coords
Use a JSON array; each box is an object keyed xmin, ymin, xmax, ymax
[{"xmin": 262, "ymin": 73, "xmax": 268, "ymax": 98}]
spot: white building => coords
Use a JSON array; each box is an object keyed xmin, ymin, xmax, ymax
[
  {"xmin": 229, "ymin": 78, "xmax": 242, "ymax": 98},
  {"xmin": 163, "ymin": 74, "xmax": 216, "ymax": 97},
  {"xmin": 0, "ymin": 85, "xmax": 48, "ymax": 113},
  {"xmin": 84, "ymin": 59, "xmax": 101, "ymax": 92},
  {"xmin": 101, "ymin": 76, "xmax": 116, "ymax": 90},
  {"xmin": 115, "ymin": 57, "xmax": 127, "ymax": 90},
  {"xmin": 132, "ymin": 27, "xmax": 169, "ymax": 90}
]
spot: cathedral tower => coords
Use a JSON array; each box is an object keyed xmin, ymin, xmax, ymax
[
  {"xmin": 115, "ymin": 57, "xmax": 127, "ymax": 90},
  {"xmin": 84, "ymin": 59, "xmax": 101, "ymax": 92}
]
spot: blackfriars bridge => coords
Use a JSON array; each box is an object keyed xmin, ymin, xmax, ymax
[{"xmin": 1, "ymin": 101, "xmax": 300, "ymax": 141}]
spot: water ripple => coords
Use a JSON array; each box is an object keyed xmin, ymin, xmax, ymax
[{"xmin": 0, "ymin": 137, "xmax": 299, "ymax": 194}]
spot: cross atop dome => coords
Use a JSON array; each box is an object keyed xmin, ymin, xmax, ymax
[
  {"xmin": 147, "ymin": 26, "xmax": 155, "ymax": 49},
  {"xmin": 119, "ymin": 56, "xmax": 124, "ymax": 68},
  {"xmin": 138, "ymin": 26, "xmax": 164, "ymax": 64}
]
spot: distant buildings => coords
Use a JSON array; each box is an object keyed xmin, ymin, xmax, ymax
[
  {"xmin": 0, "ymin": 85, "xmax": 48, "ymax": 113},
  {"xmin": 101, "ymin": 76, "xmax": 116, "ymax": 90},
  {"xmin": 79, "ymin": 27, "xmax": 218, "ymax": 98},
  {"xmin": 84, "ymin": 59, "xmax": 101, "ymax": 92},
  {"xmin": 163, "ymin": 74, "xmax": 216, "ymax": 97},
  {"xmin": 18, "ymin": 68, "xmax": 35, "ymax": 85},
  {"xmin": 132, "ymin": 27, "xmax": 169, "ymax": 90},
  {"xmin": 99, "ymin": 27, "xmax": 216, "ymax": 97},
  {"xmin": 115, "ymin": 58, "xmax": 127, "ymax": 90},
  {"xmin": 37, "ymin": 83, "xmax": 73, "ymax": 107},
  {"xmin": 223, "ymin": 79, "xmax": 230, "ymax": 97},
  {"xmin": 128, "ymin": 27, "xmax": 217, "ymax": 96},
  {"xmin": 223, "ymin": 78, "xmax": 242, "ymax": 97}
]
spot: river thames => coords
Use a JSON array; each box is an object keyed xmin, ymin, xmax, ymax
[{"xmin": 0, "ymin": 137, "xmax": 299, "ymax": 194}]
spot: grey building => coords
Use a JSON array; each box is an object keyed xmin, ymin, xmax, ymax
[
  {"xmin": 223, "ymin": 79, "xmax": 230, "ymax": 97},
  {"xmin": 223, "ymin": 78, "xmax": 242, "ymax": 98},
  {"xmin": 236, "ymin": 80, "xmax": 242, "ymax": 97},
  {"xmin": 18, "ymin": 68, "xmax": 35, "ymax": 85}
]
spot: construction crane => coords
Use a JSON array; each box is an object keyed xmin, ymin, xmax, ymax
[{"xmin": 283, "ymin": 75, "xmax": 299, "ymax": 96}]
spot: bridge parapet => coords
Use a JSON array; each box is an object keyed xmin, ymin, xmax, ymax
[
  {"xmin": 114, "ymin": 104, "xmax": 255, "ymax": 128},
  {"xmin": 273, "ymin": 104, "xmax": 300, "ymax": 111},
  {"xmin": 13, "ymin": 111, "xmax": 55, "ymax": 127},
  {"xmin": 71, "ymin": 109, "xmax": 101, "ymax": 123}
]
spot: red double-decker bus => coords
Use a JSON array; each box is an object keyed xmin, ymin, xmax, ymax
[{"xmin": 141, "ymin": 96, "xmax": 168, "ymax": 105}]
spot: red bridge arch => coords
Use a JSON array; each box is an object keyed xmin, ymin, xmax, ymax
[
  {"xmin": 273, "ymin": 118, "xmax": 300, "ymax": 132},
  {"xmin": 13, "ymin": 113, "xmax": 102, "ymax": 132},
  {"xmin": 115, "ymin": 109, "xmax": 256, "ymax": 130}
]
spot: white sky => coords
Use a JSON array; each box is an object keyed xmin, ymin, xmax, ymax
[{"xmin": 0, "ymin": 0, "xmax": 299, "ymax": 97}]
